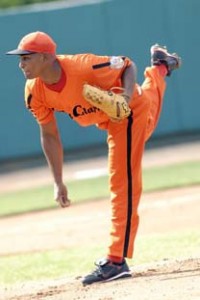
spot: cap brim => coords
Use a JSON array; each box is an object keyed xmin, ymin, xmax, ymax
[{"xmin": 6, "ymin": 49, "xmax": 36, "ymax": 55}]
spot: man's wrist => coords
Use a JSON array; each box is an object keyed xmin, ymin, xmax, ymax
[
  {"xmin": 123, "ymin": 94, "xmax": 131, "ymax": 103},
  {"xmin": 54, "ymin": 179, "xmax": 63, "ymax": 187}
]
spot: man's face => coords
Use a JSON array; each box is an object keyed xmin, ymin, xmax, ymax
[{"xmin": 19, "ymin": 53, "xmax": 46, "ymax": 79}]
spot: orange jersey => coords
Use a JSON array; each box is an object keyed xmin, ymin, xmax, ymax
[{"xmin": 25, "ymin": 54, "xmax": 132, "ymax": 126}]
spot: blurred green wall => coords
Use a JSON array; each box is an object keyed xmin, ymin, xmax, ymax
[{"xmin": 0, "ymin": 0, "xmax": 199, "ymax": 159}]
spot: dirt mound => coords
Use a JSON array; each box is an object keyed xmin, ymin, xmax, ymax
[{"xmin": 2, "ymin": 258, "xmax": 200, "ymax": 300}]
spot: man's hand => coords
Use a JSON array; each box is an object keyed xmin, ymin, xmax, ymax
[{"xmin": 54, "ymin": 182, "xmax": 71, "ymax": 208}]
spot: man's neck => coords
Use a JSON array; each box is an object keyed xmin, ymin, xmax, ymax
[
  {"xmin": 44, "ymin": 67, "xmax": 66, "ymax": 92},
  {"xmin": 41, "ymin": 60, "xmax": 62, "ymax": 85}
]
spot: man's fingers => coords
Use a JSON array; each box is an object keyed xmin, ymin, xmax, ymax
[
  {"xmin": 56, "ymin": 195, "xmax": 71, "ymax": 208},
  {"xmin": 61, "ymin": 197, "xmax": 71, "ymax": 207}
]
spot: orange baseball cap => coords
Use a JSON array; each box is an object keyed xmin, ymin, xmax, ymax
[{"xmin": 6, "ymin": 31, "xmax": 57, "ymax": 55}]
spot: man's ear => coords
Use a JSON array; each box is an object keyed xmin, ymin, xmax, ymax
[
  {"xmin": 43, "ymin": 53, "xmax": 55, "ymax": 62},
  {"xmin": 38, "ymin": 53, "xmax": 48, "ymax": 62},
  {"xmin": 42, "ymin": 53, "xmax": 48, "ymax": 61}
]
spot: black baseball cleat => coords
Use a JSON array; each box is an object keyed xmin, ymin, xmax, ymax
[
  {"xmin": 150, "ymin": 44, "xmax": 181, "ymax": 76},
  {"xmin": 82, "ymin": 258, "xmax": 132, "ymax": 285}
]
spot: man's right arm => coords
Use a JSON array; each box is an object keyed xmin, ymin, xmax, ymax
[{"xmin": 39, "ymin": 118, "xmax": 70, "ymax": 208}]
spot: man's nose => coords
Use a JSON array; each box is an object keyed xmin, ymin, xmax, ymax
[{"xmin": 19, "ymin": 60, "xmax": 24, "ymax": 69}]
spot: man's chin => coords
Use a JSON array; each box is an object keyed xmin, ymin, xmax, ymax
[{"xmin": 23, "ymin": 72, "xmax": 35, "ymax": 79}]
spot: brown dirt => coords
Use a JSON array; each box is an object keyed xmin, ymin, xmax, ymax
[
  {"xmin": 1, "ymin": 140, "xmax": 200, "ymax": 300},
  {"xmin": 2, "ymin": 258, "xmax": 200, "ymax": 300}
]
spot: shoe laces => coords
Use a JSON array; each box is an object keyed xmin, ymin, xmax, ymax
[
  {"xmin": 92, "ymin": 260, "xmax": 113, "ymax": 277},
  {"xmin": 90, "ymin": 263, "xmax": 104, "ymax": 278}
]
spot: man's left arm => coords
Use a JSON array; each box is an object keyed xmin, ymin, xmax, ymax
[{"xmin": 121, "ymin": 62, "xmax": 137, "ymax": 102}]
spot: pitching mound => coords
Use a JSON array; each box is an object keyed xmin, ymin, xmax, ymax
[{"xmin": 3, "ymin": 257, "xmax": 200, "ymax": 300}]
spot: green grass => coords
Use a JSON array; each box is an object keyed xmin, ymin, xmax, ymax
[
  {"xmin": 0, "ymin": 176, "xmax": 109, "ymax": 217},
  {"xmin": 1, "ymin": 230, "xmax": 199, "ymax": 285},
  {"xmin": 144, "ymin": 161, "xmax": 200, "ymax": 191},
  {"xmin": 134, "ymin": 230, "xmax": 200, "ymax": 264},
  {"xmin": 0, "ymin": 160, "xmax": 200, "ymax": 217}
]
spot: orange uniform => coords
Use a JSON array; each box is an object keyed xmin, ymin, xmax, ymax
[
  {"xmin": 25, "ymin": 54, "xmax": 132, "ymax": 126},
  {"xmin": 25, "ymin": 54, "xmax": 166, "ymax": 259}
]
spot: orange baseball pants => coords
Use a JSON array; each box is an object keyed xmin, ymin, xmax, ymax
[{"xmin": 107, "ymin": 66, "xmax": 166, "ymax": 258}]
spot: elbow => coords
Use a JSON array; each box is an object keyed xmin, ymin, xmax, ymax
[
  {"xmin": 122, "ymin": 62, "xmax": 137, "ymax": 82},
  {"xmin": 129, "ymin": 62, "xmax": 137, "ymax": 81}
]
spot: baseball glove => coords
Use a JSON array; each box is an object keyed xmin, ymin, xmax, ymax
[{"xmin": 82, "ymin": 84, "xmax": 131, "ymax": 121}]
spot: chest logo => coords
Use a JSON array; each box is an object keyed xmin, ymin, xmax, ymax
[{"xmin": 69, "ymin": 105, "xmax": 100, "ymax": 119}]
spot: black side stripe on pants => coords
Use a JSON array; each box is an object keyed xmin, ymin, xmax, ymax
[{"xmin": 123, "ymin": 112, "xmax": 133, "ymax": 257}]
